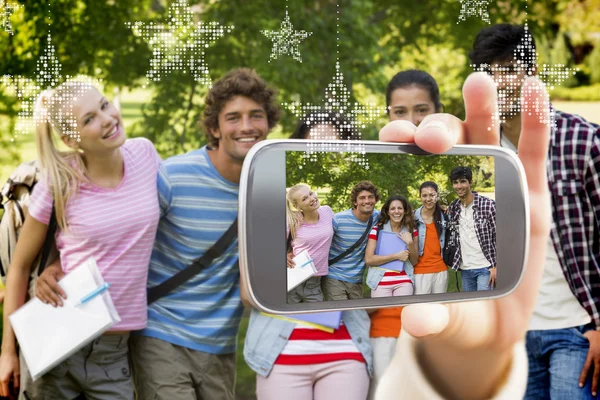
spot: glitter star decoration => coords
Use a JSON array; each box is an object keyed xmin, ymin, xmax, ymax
[
  {"xmin": 261, "ymin": 8, "xmax": 312, "ymax": 63},
  {"xmin": 457, "ymin": 0, "xmax": 491, "ymax": 24},
  {"xmin": 2, "ymin": 34, "xmax": 101, "ymax": 141},
  {"xmin": 472, "ymin": 23, "xmax": 578, "ymax": 127},
  {"xmin": 1, "ymin": 0, "xmax": 22, "ymax": 35},
  {"xmin": 126, "ymin": 0, "xmax": 234, "ymax": 88},
  {"xmin": 284, "ymin": 61, "xmax": 386, "ymax": 168}
]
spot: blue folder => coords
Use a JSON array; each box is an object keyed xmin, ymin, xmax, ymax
[
  {"xmin": 374, "ymin": 230, "xmax": 408, "ymax": 272},
  {"xmin": 290, "ymin": 311, "xmax": 342, "ymax": 330}
]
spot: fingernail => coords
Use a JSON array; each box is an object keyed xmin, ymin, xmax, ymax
[
  {"xmin": 421, "ymin": 121, "xmax": 449, "ymax": 133},
  {"xmin": 579, "ymin": 383, "xmax": 584, "ymax": 388}
]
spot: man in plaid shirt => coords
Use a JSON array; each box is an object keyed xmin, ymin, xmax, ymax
[
  {"xmin": 446, "ymin": 166, "xmax": 497, "ymax": 291},
  {"xmin": 470, "ymin": 24, "xmax": 600, "ymax": 400}
]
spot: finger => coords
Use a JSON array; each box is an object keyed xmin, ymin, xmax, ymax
[
  {"xmin": 580, "ymin": 354, "xmax": 593, "ymax": 388},
  {"xmin": 13, "ymin": 372, "xmax": 19, "ymax": 390},
  {"xmin": 463, "ymin": 72, "xmax": 500, "ymax": 145},
  {"xmin": 512, "ymin": 77, "xmax": 551, "ymax": 314},
  {"xmin": 379, "ymin": 120, "xmax": 417, "ymax": 143},
  {"xmin": 592, "ymin": 358, "xmax": 599, "ymax": 396},
  {"xmin": 50, "ymin": 272, "xmax": 67, "ymax": 299},
  {"xmin": 401, "ymin": 304, "xmax": 450, "ymax": 338},
  {"xmin": 415, "ymin": 114, "xmax": 465, "ymax": 153},
  {"xmin": 39, "ymin": 281, "xmax": 62, "ymax": 307}
]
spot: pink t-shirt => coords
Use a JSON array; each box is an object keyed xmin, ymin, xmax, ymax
[
  {"xmin": 291, "ymin": 206, "xmax": 334, "ymax": 276},
  {"xmin": 28, "ymin": 138, "xmax": 161, "ymax": 330}
]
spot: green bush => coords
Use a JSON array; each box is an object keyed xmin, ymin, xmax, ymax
[
  {"xmin": 550, "ymin": 84, "xmax": 600, "ymax": 101},
  {"xmin": 589, "ymin": 42, "xmax": 600, "ymax": 85}
]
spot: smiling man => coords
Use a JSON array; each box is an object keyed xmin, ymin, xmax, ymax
[
  {"xmin": 446, "ymin": 166, "xmax": 497, "ymax": 292},
  {"xmin": 129, "ymin": 68, "xmax": 280, "ymax": 400},
  {"xmin": 323, "ymin": 181, "xmax": 380, "ymax": 300}
]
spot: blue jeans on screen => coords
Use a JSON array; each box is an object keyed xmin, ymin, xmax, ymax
[
  {"xmin": 525, "ymin": 325, "xmax": 599, "ymax": 400},
  {"xmin": 460, "ymin": 267, "xmax": 491, "ymax": 291}
]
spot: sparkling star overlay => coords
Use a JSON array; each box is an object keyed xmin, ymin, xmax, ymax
[
  {"xmin": 472, "ymin": 23, "xmax": 578, "ymax": 128},
  {"xmin": 284, "ymin": 61, "xmax": 386, "ymax": 168},
  {"xmin": 457, "ymin": 0, "xmax": 491, "ymax": 24},
  {"xmin": 261, "ymin": 9, "xmax": 312, "ymax": 63},
  {"xmin": 2, "ymin": 34, "xmax": 101, "ymax": 141},
  {"xmin": 126, "ymin": 0, "xmax": 234, "ymax": 88},
  {"xmin": 1, "ymin": 0, "xmax": 22, "ymax": 35}
]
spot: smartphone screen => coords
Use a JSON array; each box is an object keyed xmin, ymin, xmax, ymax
[{"xmin": 285, "ymin": 150, "xmax": 496, "ymax": 303}]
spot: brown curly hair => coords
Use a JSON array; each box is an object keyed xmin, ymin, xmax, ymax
[
  {"xmin": 350, "ymin": 181, "xmax": 380, "ymax": 209},
  {"xmin": 202, "ymin": 68, "xmax": 281, "ymax": 148}
]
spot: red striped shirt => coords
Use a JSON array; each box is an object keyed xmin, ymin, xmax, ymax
[{"xmin": 274, "ymin": 322, "xmax": 366, "ymax": 365}]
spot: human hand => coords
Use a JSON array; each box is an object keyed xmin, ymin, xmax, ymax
[
  {"xmin": 397, "ymin": 250, "xmax": 410, "ymax": 262},
  {"xmin": 488, "ymin": 267, "xmax": 497, "ymax": 289},
  {"xmin": 286, "ymin": 252, "xmax": 295, "ymax": 269},
  {"xmin": 36, "ymin": 261, "xmax": 66, "ymax": 307},
  {"xmin": 580, "ymin": 330, "xmax": 600, "ymax": 396},
  {"xmin": 398, "ymin": 231, "xmax": 413, "ymax": 244},
  {"xmin": 0, "ymin": 351, "xmax": 19, "ymax": 398},
  {"xmin": 378, "ymin": 72, "xmax": 551, "ymax": 400}
]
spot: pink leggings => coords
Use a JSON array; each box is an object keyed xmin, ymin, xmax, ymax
[
  {"xmin": 256, "ymin": 360, "xmax": 370, "ymax": 400},
  {"xmin": 371, "ymin": 281, "xmax": 413, "ymax": 298}
]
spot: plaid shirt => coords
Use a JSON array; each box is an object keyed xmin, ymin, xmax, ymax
[
  {"xmin": 501, "ymin": 109, "xmax": 600, "ymax": 327},
  {"xmin": 446, "ymin": 192, "xmax": 497, "ymax": 271}
]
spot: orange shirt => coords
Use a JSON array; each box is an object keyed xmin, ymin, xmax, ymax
[
  {"xmin": 414, "ymin": 223, "xmax": 447, "ymax": 274},
  {"xmin": 370, "ymin": 307, "xmax": 403, "ymax": 338}
]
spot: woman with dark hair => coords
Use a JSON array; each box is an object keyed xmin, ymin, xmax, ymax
[
  {"xmin": 365, "ymin": 195, "xmax": 418, "ymax": 298},
  {"xmin": 413, "ymin": 181, "xmax": 449, "ymax": 295},
  {"xmin": 290, "ymin": 110, "xmax": 357, "ymax": 140},
  {"xmin": 386, "ymin": 69, "xmax": 443, "ymax": 127}
]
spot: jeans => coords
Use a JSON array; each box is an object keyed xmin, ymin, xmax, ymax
[
  {"xmin": 461, "ymin": 267, "xmax": 491, "ymax": 291},
  {"xmin": 525, "ymin": 325, "xmax": 599, "ymax": 400}
]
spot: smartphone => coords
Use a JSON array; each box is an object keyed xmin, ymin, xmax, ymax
[{"xmin": 239, "ymin": 139, "xmax": 528, "ymax": 314}]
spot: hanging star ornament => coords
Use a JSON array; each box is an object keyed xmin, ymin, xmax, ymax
[
  {"xmin": 126, "ymin": 0, "xmax": 233, "ymax": 88},
  {"xmin": 283, "ymin": 61, "xmax": 386, "ymax": 168},
  {"xmin": 457, "ymin": 0, "xmax": 491, "ymax": 24},
  {"xmin": 471, "ymin": 23, "xmax": 578, "ymax": 127},
  {"xmin": 1, "ymin": 0, "xmax": 22, "ymax": 35},
  {"xmin": 2, "ymin": 34, "xmax": 102, "ymax": 141},
  {"xmin": 261, "ymin": 9, "xmax": 312, "ymax": 63}
]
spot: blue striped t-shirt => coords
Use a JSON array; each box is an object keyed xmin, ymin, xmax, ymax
[
  {"xmin": 137, "ymin": 146, "xmax": 243, "ymax": 355},
  {"xmin": 327, "ymin": 209, "xmax": 379, "ymax": 283}
]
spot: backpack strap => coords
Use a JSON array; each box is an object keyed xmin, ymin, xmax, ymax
[
  {"xmin": 37, "ymin": 203, "xmax": 57, "ymax": 276},
  {"xmin": 328, "ymin": 214, "xmax": 374, "ymax": 266},
  {"xmin": 147, "ymin": 218, "xmax": 238, "ymax": 305}
]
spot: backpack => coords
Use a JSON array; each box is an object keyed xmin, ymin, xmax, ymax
[{"xmin": 0, "ymin": 160, "xmax": 58, "ymax": 299}]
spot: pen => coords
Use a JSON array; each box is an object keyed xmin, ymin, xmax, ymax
[
  {"xmin": 300, "ymin": 259, "xmax": 313, "ymax": 268},
  {"xmin": 74, "ymin": 282, "xmax": 111, "ymax": 308}
]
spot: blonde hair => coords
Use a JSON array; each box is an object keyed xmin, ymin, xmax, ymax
[
  {"xmin": 286, "ymin": 184, "xmax": 311, "ymax": 240},
  {"xmin": 34, "ymin": 81, "xmax": 96, "ymax": 230}
]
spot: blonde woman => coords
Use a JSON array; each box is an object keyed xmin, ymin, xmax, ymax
[
  {"xmin": 0, "ymin": 82, "xmax": 160, "ymax": 399},
  {"xmin": 285, "ymin": 184, "xmax": 334, "ymax": 303}
]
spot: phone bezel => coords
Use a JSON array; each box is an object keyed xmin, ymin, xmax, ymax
[{"xmin": 239, "ymin": 139, "xmax": 529, "ymax": 314}]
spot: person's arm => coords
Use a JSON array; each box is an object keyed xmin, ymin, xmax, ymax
[
  {"xmin": 376, "ymin": 73, "xmax": 551, "ymax": 400},
  {"xmin": 157, "ymin": 162, "xmax": 173, "ymax": 219},
  {"xmin": 0, "ymin": 217, "xmax": 48, "ymax": 397}
]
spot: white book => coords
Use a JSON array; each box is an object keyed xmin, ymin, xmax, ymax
[
  {"xmin": 287, "ymin": 250, "xmax": 317, "ymax": 292},
  {"xmin": 9, "ymin": 258, "xmax": 120, "ymax": 381}
]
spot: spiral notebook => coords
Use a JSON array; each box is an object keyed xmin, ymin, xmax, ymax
[{"xmin": 9, "ymin": 258, "xmax": 120, "ymax": 381}]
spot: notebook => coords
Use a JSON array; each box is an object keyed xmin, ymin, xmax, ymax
[
  {"xmin": 287, "ymin": 249, "xmax": 317, "ymax": 292},
  {"xmin": 9, "ymin": 258, "xmax": 120, "ymax": 381},
  {"xmin": 374, "ymin": 231, "xmax": 408, "ymax": 272}
]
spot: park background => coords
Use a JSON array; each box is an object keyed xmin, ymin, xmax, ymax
[{"xmin": 0, "ymin": 0, "xmax": 598, "ymax": 398}]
